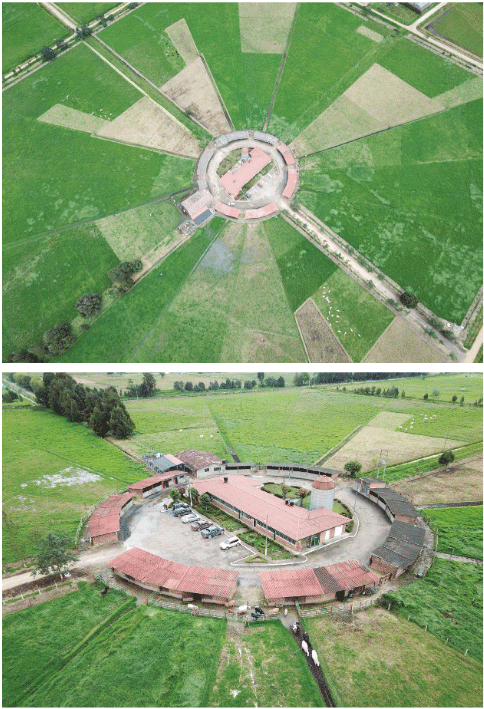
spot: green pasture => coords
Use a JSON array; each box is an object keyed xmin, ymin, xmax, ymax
[
  {"xmin": 58, "ymin": 3, "xmax": 120, "ymax": 25},
  {"xmin": 299, "ymin": 99, "xmax": 482, "ymax": 322},
  {"xmin": 27, "ymin": 605, "xmax": 226, "ymax": 707},
  {"xmin": 310, "ymin": 269, "xmax": 394, "ymax": 361},
  {"xmin": 378, "ymin": 38, "xmax": 472, "ymax": 97},
  {"xmin": 430, "ymin": 3, "xmax": 483, "ymax": 58},
  {"xmin": 383, "ymin": 560, "xmax": 483, "ymax": 662},
  {"xmin": 3, "ymin": 582, "xmax": 131, "ymax": 708},
  {"xmin": 3, "ymin": 223, "xmax": 118, "ymax": 359},
  {"xmin": 55, "ymin": 219, "xmax": 223, "ymax": 362},
  {"xmin": 209, "ymin": 621, "xmax": 321, "ymax": 707},
  {"xmin": 264, "ymin": 216, "xmax": 338, "ymax": 311},
  {"xmin": 269, "ymin": 3, "xmax": 393, "ymax": 141},
  {"xmin": 370, "ymin": 2, "xmax": 420, "ymax": 25},
  {"xmin": 2, "ymin": 2, "xmax": 67, "ymax": 73},
  {"xmin": 305, "ymin": 603, "xmax": 483, "ymax": 707},
  {"xmin": 344, "ymin": 372, "xmax": 482, "ymax": 404},
  {"xmin": 2, "ymin": 408, "xmax": 145, "ymax": 563},
  {"xmin": 366, "ymin": 440, "xmax": 483, "ymax": 483},
  {"xmin": 423, "ymin": 506, "xmax": 483, "ymax": 560}
]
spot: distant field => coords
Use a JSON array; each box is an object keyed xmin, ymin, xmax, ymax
[
  {"xmin": 382, "ymin": 560, "xmax": 483, "ymax": 662},
  {"xmin": 27, "ymin": 605, "xmax": 226, "ymax": 707},
  {"xmin": 343, "ymin": 372, "xmax": 483, "ymax": 404},
  {"xmin": 2, "ymin": 409, "xmax": 145, "ymax": 563},
  {"xmin": 392, "ymin": 453, "xmax": 483, "ymax": 503},
  {"xmin": 298, "ymin": 99, "xmax": 482, "ymax": 322},
  {"xmin": 2, "ymin": 2, "xmax": 67, "ymax": 73},
  {"xmin": 209, "ymin": 621, "xmax": 321, "ymax": 707},
  {"xmin": 428, "ymin": 3, "xmax": 483, "ymax": 58},
  {"xmin": 3, "ymin": 582, "xmax": 131, "ymax": 707},
  {"xmin": 423, "ymin": 506, "xmax": 483, "ymax": 559},
  {"xmin": 305, "ymin": 604, "xmax": 483, "ymax": 707}
]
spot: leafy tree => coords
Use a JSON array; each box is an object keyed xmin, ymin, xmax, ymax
[
  {"xmin": 173, "ymin": 380, "xmax": 184, "ymax": 390},
  {"xmin": 40, "ymin": 45, "xmax": 55, "ymax": 61},
  {"xmin": 281, "ymin": 484, "xmax": 290, "ymax": 500},
  {"xmin": 276, "ymin": 376, "xmax": 285, "ymax": 388},
  {"xmin": 460, "ymin": 396, "xmax": 465, "ymax": 405},
  {"xmin": 184, "ymin": 381, "xmax": 193, "ymax": 392},
  {"xmin": 89, "ymin": 406, "xmax": 109, "ymax": 437},
  {"xmin": 297, "ymin": 488, "xmax": 309, "ymax": 503},
  {"xmin": 257, "ymin": 373, "xmax": 264, "ymax": 383},
  {"xmin": 33, "ymin": 531, "xmax": 79, "ymax": 578},
  {"xmin": 139, "ymin": 373, "xmax": 156, "ymax": 397},
  {"xmin": 200, "ymin": 492, "xmax": 211, "ymax": 507},
  {"xmin": 109, "ymin": 405, "xmax": 135, "ymax": 438},
  {"xmin": 438, "ymin": 450, "xmax": 455, "ymax": 465},
  {"xmin": 2, "ymin": 390, "xmax": 19, "ymax": 403},
  {"xmin": 76, "ymin": 293, "xmax": 102, "ymax": 318},
  {"xmin": 108, "ymin": 260, "xmax": 142, "ymax": 294},
  {"xmin": 43, "ymin": 321, "xmax": 76, "ymax": 355},
  {"xmin": 188, "ymin": 487, "xmax": 199, "ymax": 504},
  {"xmin": 344, "ymin": 461, "xmax": 362, "ymax": 477},
  {"xmin": 400, "ymin": 292, "xmax": 418, "ymax": 308},
  {"xmin": 7, "ymin": 349, "xmax": 41, "ymax": 363},
  {"xmin": 169, "ymin": 488, "xmax": 181, "ymax": 502}
]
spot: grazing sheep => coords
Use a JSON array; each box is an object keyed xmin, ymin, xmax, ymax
[
  {"xmin": 301, "ymin": 640, "xmax": 309, "ymax": 656},
  {"xmin": 312, "ymin": 649, "xmax": 319, "ymax": 666}
]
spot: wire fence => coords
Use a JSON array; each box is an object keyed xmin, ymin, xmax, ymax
[{"xmin": 298, "ymin": 596, "xmax": 379, "ymax": 618}]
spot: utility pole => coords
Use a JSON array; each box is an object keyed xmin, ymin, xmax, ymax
[{"xmin": 265, "ymin": 515, "xmax": 268, "ymax": 556}]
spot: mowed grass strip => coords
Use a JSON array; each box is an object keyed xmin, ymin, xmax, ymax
[
  {"xmin": 209, "ymin": 622, "xmax": 322, "ymax": 707},
  {"xmin": 220, "ymin": 223, "xmax": 307, "ymax": 363},
  {"xmin": 423, "ymin": 506, "xmax": 483, "ymax": 560},
  {"xmin": 2, "ymin": 582, "xmax": 132, "ymax": 708},
  {"xmin": 382, "ymin": 560, "xmax": 483, "ymax": 662},
  {"xmin": 304, "ymin": 604, "xmax": 483, "ymax": 707},
  {"xmin": 27, "ymin": 605, "xmax": 226, "ymax": 708},
  {"xmin": 2, "ymin": 408, "xmax": 146, "ymax": 562},
  {"xmin": 2, "ymin": 2, "xmax": 67, "ymax": 73},
  {"xmin": 55, "ymin": 220, "xmax": 223, "ymax": 362}
]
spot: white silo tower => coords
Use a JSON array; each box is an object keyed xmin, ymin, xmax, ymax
[{"xmin": 309, "ymin": 476, "xmax": 335, "ymax": 511}]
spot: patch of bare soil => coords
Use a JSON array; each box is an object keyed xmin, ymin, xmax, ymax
[
  {"xmin": 161, "ymin": 57, "xmax": 231, "ymax": 136},
  {"xmin": 38, "ymin": 104, "xmax": 106, "ymax": 133},
  {"xmin": 165, "ymin": 18, "xmax": 199, "ymax": 64},
  {"xmin": 295, "ymin": 298, "xmax": 352, "ymax": 362},
  {"xmin": 2, "ymin": 569, "xmax": 87, "ymax": 600},
  {"xmin": 363, "ymin": 316, "xmax": 449, "ymax": 363},
  {"xmin": 392, "ymin": 454, "xmax": 483, "ymax": 505},
  {"xmin": 2, "ymin": 582, "xmax": 81, "ymax": 616}
]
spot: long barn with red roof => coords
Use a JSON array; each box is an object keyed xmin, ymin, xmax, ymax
[{"xmin": 85, "ymin": 493, "xmax": 134, "ymax": 545}]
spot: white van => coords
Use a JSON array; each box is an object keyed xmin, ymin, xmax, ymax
[{"xmin": 220, "ymin": 536, "xmax": 241, "ymax": 550}]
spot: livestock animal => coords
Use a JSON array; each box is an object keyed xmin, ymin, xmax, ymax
[
  {"xmin": 301, "ymin": 640, "xmax": 309, "ymax": 656},
  {"xmin": 254, "ymin": 606, "xmax": 265, "ymax": 615},
  {"xmin": 237, "ymin": 604, "xmax": 249, "ymax": 613},
  {"xmin": 251, "ymin": 612, "xmax": 262, "ymax": 621},
  {"xmin": 311, "ymin": 650, "xmax": 319, "ymax": 666},
  {"xmin": 101, "ymin": 586, "xmax": 109, "ymax": 596},
  {"xmin": 187, "ymin": 604, "xmax": 198, "ymax": 611}
]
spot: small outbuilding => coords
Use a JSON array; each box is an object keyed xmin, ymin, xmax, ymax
[{"xmin": 85, "ymin": 493, "xmax": 134, "ymax": 545}]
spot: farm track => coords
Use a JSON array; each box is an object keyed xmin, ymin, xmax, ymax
[{"xmin": 290, "ymin": 625, "xmax": 336, "ymax": 706}]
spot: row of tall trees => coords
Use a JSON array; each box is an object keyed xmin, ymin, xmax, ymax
[
  {"xmin": 36, "ymin": 373, "xmax": 135, "ymax": 439},
  {"xmin": 294, "ymin": 372, "xmax": 428, "ymax": 386}
]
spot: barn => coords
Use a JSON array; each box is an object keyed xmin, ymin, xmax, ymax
[
  {"xmin": 85, "ymin": 493, "xmax": 134, "ymax": 545},
  {"xmin": 128, "ymin": 470, "xmax": 188, "ymax": 499},
  {"xmin": 175, "ymin": 449, "xmax": 224, "ymax": 477},
  {"xmin": 370, "ymin": 520, "xmax": 426, "ymax": 579},
  {"xmin": 110, "ymin": 547, "xmax": 238, "ymax": 604}
]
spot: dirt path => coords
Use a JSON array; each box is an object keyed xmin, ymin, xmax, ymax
[
  {"xmin": 279, "ymin": 202, "xmax": 461, "ymax": 361},
  {"xmin": 433, "ymin": 552, "xmax": 483, "ymax": 565},
  {"xmin": 464, "ymin": 326, "xmax": 483, "ymax": 362}
]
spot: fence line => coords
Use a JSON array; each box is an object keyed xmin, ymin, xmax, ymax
[{"xmin": 298, "ymin": 596, "xmax": 378, "ymax": 618}]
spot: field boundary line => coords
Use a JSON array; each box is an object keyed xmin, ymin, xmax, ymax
[
  {"xmin": 126, "ymin": 221, "xmax": 227, "ymax": 361},
  {"xmin": 198, "ymin": 53, "xmax": 235, "ymax": 132},
  {"xmin": 294, "ymin": 297, "xmax": 354, "ymax": 363},
  {"xmin": 93, "ymin": 132, "xmax": 197, "ymax": 161},
  {"xmin": 315, "ymin": 424, "xmax": 366, "ymax": 466},
  {"xmin": 263, "ymin": 3, "xmax": 301, "ymax": 131}
]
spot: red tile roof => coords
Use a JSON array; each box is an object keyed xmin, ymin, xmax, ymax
[
  {"xmin": 176, "ymin": 449, "xmax": 223, "ymax": 471},
  {"xmin": 193, "ymin": 476, "xmax": 349, "ymax": 540},
  {"xmin": 86, "ymin": 493, "xmax": 134, "ymax": 538},
  {"xmin": 259, "ymin": 568, "xmax": 322, "ymax": 600},
  {"xmin": 214, "ymin": 201, "xmax": 241, "ymax": 219},
  {"xmin": 181, "ymin": 189, "xmax": 213, "ymax": 217},
  {"xmin": 316, "ymin": 559, "xmax": 379, "ymax": 593},
  {"xmin": 312, "ymin": 476, "xmax": 334, "ymax": 490},
  {"xmin": 278, "ymin": 143, "xmax": 296, "ymax": 165},
  {"xmin": 219, "ymin": 147, "xmax": 271, "ymax": 196},
  {"xmin": 128, "ymin": 470, "xmax": 184, "ymax": 491},
  {"xmin": 283, "ymin": 169, "xmax": 298, "ymax": 198},
  {"xmin": 110, "ymin": 547, "xmax": 238, "ymax": 600},
  {"xmin": 244, "ymin": 203, "xmax": 278, "ymax": 219}
]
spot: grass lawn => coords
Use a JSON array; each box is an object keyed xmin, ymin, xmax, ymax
[
  {"xmin": 2, "ymin": 2, "xmax": 67, "ymax": 73},
  {"xmin": 382, "ymin": 560, "xmax": 483, "ymax": 662},
  {"xmin": 209, "ymin": 621, "xmax": 322, "ymax": 707},
  {"xmin": 299, "ymin": 99, "xmax": 482, "ymax": 323},
  {"xmin": 423, "ymin": 506, "xmax": 483, "ymax": 560},
  {"xmin": 58, "ymin": 3, "xmax": 120, "ymax": 25},
  {"xmin": 2, "ymin": 408, "xmax": 146, "ymax": 563},
  {"xmin": 429, "ymin": 3, "xmax": 483, "ymax": 58},
  {"xmin": 305, "ymin": 604, "xmax": 483, "ymax": 707},
  {"xmin": 3, "ymin": 581, "xmax": 132, "ymax": 707},
  {"xmin": 27, "ymin": 605, "xmax": 226, "ymax": 707}
]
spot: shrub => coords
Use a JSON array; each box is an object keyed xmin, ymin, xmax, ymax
[
  {"xmin": 400, "ymin": 292, "xmax": 418, "ymax": 308},
  {"xmin": 344, "ymin": 461, "xmax": 362, "ymax": 477},
  {"xmin": 76, "ymin": 293, "xmax": 102, "ymax": 318},
  {"xmin": 438, "ymin": 450, "xmax": 455, "ymax": 465},
  {"xmin": 42, "ymin": 321, "xmax": 77, "ymax": 355}
]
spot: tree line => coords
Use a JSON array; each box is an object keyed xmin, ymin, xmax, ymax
[
  {"xmin": 173, "ymin": 375, "xmax": 285, "ymax": 391},
  {"xmin": 35, "ymin": 373, "xmax": 135, "ymax": 439}
]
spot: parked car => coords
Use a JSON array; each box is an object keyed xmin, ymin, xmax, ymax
[
  {"xmin": 201, "ymin": 525, "xmax": 224, "ymax": 538},
  {"xmin": 363, "ymin": 587, "xmax": 376, "ymax": 595},
  {"xmin": 220, "ymin": 536, "xmax": 241, "ymax": 550},
  {"xmin": 182, "ymin": 513, "xmax": 200, "ymax": 524},
  {"xmin": 174, "ymin": 507, "xmax": 192, "ymax": 517},
  {"xmin": 191, "ymin": 520, "xmax": 210, "ymax": 531},
  {"xmin": 172, "ymin": 502, "xmax": 190, "ymax": 512}
]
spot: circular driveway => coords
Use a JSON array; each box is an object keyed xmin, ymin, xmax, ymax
[{"xmin": 121, "ymin": 478, "xmax": 391, "ymax": 587}]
